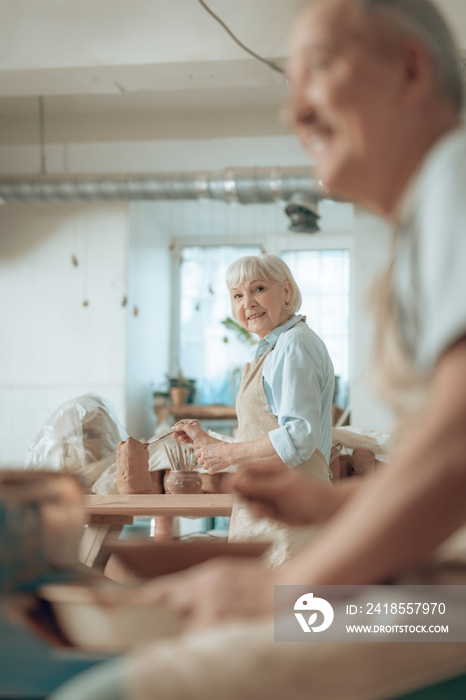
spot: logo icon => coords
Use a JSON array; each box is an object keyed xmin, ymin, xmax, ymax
[{"xmin": 294, "ymin": 592, "xmax": 334, "ymax": 633}]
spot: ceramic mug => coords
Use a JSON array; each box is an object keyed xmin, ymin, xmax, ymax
[{"xmin": 0, "ymin": 470, "xmax": 85, "ymax": 594}]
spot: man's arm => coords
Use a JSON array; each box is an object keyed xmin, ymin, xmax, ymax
[{"xmin": 278, "ymin": 336, "xmax": 466, "ymax": 586}]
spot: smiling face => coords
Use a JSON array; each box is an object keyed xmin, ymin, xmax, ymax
[
  {"xmin": 230, "ymin": 278, "xmax": 293, "ymax": 339},
  {"xmin": 286, "ymin": 0, "xmax": 417, "ymax": 211}
]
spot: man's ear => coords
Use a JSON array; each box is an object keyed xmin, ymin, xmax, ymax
[{"xmin": 400, "ymin": 38, "xmax": 433, "ymax": 105}]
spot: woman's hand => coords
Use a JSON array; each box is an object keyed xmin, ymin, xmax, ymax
[
  {"xmin": 171, "ymin": 419, "xmax": 207, "ymax": 445},
  {"xmin": 171, "ymin": 420, "xmax": 233, "ymax": 473},
  {"xmin": 233, "ymin": 458, "xmax": 353, "ymax": 526},
  {"xmin": 123, "ymin": 557, "xmax": 278, "ymax": 629}
]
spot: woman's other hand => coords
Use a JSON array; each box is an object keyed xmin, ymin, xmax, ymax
[{"xmin": 172, "ymin": 420, "xmax": 232, "ymax": 473}]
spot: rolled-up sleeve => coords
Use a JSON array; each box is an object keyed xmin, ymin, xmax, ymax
[{"xmin": 265, "ymin": 338, "xmax": 324, "ymax": 468}]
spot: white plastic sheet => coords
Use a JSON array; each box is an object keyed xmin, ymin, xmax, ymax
[{"xmin": 26, "ymin": 394, "xmax": 127, "ymax": 491}]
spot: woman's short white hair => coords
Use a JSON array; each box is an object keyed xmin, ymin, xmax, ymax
[
  {"xmin": 359, "ymin": 0, "xmax": 463, "ymax": 113},
  {"xmin": 226, "ymin": 254, "xmax": 302, "ymax": 316}
]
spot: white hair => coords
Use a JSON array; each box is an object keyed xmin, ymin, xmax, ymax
[
  {"xmin": 358, "ymin": 0, "xmax": 463, "ymax": 113},
  {"xmin": 225, "ymin": 255, "xmax": 302, "ymax": 315}
]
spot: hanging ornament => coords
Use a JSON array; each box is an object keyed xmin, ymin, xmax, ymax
[
  {"xmin": 131, "ymin": 204, "xmax": 142, "ymax": 318},
  {"xmin": 81, "ymin": 214, "xmax": 90, "ymax": 307}
]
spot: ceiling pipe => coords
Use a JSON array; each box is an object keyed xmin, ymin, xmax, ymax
[{"xmin": 0, "ymin": 167, "xmax": 328, "ymax": 205}]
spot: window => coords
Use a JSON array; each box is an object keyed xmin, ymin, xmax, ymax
[
  {"xmin": 282, "ymin": 249, "xmax": 350, "ymax": 407},
  {"xmin": 177, "ymin": 245, "xmax": 261, "ymax": 404},
  {"xmin": 175, "ymin": 244, "xmax": 351, "ymax": 408}
]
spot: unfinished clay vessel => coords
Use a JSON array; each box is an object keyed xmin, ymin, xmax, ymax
[
  {"xmin": 200, "ymin": 472, "xmax": 232, "ymax": 494},
  {"xmin": 116, "ymin": 438, "xmax": 152, "ymax": 494},
  {"xmin": 149, "ymin": 470, "xmax": 164, "ymax": 494},
  {"xmin": 165, "ymin": 471, "xmax": 202, "ymax": 494}
]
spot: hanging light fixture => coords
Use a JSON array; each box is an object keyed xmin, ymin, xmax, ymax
[{"xmin": 285, "ymin": 193, "xmax": 321, "ymax": 234}]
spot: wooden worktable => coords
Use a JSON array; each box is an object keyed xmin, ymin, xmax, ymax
[
  {"xmin": 81, "ymin": 493, "xmax": 234, "ymax": 571},
  {"xmin": 84, "ymin": 493, "xmax": 233, "ymax": 519}
]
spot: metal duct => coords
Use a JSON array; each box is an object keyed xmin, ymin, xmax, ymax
[{"xmin": 0, "ymin": 167, "xmax": 325, "ymax": 205}]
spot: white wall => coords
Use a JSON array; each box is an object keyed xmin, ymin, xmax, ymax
[
  {"xmin": 125, "ymin": 203, "xmax": 171, "ymax": 439},
  {"xmin": 0, "ymin": 135, "xmax": 309, "ymax": 175},
  {"xmin": 0, "ymin": 202, "xmax": 128, "ymax": 466}
]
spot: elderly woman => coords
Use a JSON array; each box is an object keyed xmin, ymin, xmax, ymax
[{"xmin": 173, "ymin": 254, "xmax": 334, "ymax": 567}]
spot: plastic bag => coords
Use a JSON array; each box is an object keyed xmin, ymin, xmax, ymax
[
  {"xmin": 331, "ymin": 426, "xmax": 392, "ymax": 459},
  {"xmin": 25, "ymin": 394, "xmax": 127, "ymax": 491},
  {"xmin": 92, "ymin": 461, "xmax": 118, "ymax": 495}
]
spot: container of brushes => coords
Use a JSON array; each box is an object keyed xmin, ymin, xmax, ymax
[
  {"xmin": 163, "ymin": 442, "xmax": 202, "ymax": 494},
  {"xmin": 165, "ymin": 470, "xmax": 202, "ymax": 494}
]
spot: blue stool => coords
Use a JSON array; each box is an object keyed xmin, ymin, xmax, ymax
[
  {"xmin": 393, "ymin": 672, "xmax": 466, "ymax": 699},
  {"xmin": 0, "ymin": 609, "xmax": 112, "ymax": 699}
]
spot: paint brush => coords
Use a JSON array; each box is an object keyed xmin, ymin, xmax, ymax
[{"xmin": 147, "ymin": 431, "xmax": 173, "ymax": 445}]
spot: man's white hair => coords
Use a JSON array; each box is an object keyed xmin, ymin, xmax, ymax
[
  {"xmin": 358, "ymin": 0, "xmax": 463, "ymax": 113},
  {"xmin": 226, "ymin": 254, "xmax": 302, "ymax": 316}
]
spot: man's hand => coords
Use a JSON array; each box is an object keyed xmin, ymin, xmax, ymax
[
  {"xmin": 233, "ymin": 459, "xmax": 351, "ymax": 526},
  {"xmin": 124, "ymin": 557, "xmax": 277, "ymax": 628}
]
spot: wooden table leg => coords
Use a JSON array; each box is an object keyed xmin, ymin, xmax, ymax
[
  {"xmin": 79, "ymin": 515, "xmax": 133, "ymax": 571},
  {"xmin": 152, "ymin": 515, "xmax": 175, "ymax": 540}
]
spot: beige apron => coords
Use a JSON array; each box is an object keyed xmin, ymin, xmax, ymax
[{"xmin": 228, "ymin": 347, "xmax": 331, "ymax": 568}]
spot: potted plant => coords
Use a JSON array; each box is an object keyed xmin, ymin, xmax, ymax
[{"xmin": 167, "ymin": 371, "xmax": 196, "ymax": 406}]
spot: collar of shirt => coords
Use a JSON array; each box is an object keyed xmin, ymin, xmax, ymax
[
  {"xmin": 395, "ymin": 127, "xmax": 465, "ymax": 230},
  {"xmin": 255, "ymin": 314, "xmax": 304, "ymax": 359}
]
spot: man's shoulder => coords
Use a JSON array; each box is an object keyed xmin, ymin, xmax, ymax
[
  {"xmin": 423, "ymin": 129, "xmax": 466, "ymax": 188},
  {"xmin": 413, "ymin": 129, "xmax": 466, "ymax": 229}
]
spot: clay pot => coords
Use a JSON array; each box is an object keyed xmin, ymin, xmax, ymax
[
  {"xmin": 165, "ymin": 471, "xmax": 202, "ymax": 494},
  {"xmin": 169, "ymin": 386, "xmax": 189, "ymax": 407},
  {"xmin": 200, "ymin": 472, "xmax": 232, "ymax": 494},
  {"xmin": 149, "ymin": 470, "xmax": 164, "ymax": 494}
]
